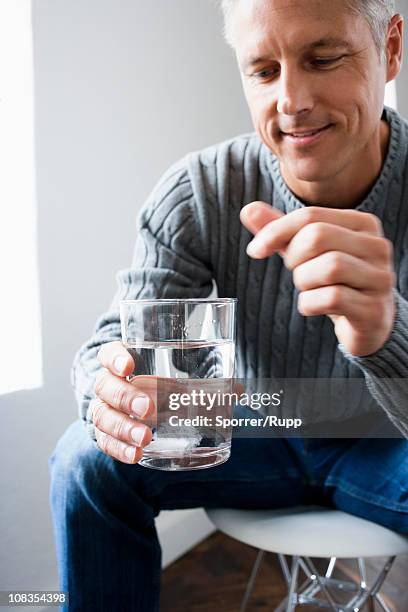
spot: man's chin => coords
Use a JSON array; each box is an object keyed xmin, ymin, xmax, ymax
[{"xmin": 281, "ymin": 158, "xmax": 335, "ymax": 184}]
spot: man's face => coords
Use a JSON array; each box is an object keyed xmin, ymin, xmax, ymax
[{"xmin": 229, "ymin": 0, "xmax": 388, "ymax": 184}]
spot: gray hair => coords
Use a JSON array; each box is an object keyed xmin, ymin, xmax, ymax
[{"xmin": 220, "ymin": 0, "xmax": 395, "ymax": 61}]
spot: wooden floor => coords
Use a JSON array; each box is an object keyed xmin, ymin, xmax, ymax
[{"xmin": 161, "ymin": 532, "xmax": 408, "ymax": 611}]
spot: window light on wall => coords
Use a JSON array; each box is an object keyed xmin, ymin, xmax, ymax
[{"xmin": 0, "ymin": 0, "xmax": 43, "ymax": 395}]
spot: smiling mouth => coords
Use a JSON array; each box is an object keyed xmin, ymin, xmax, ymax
[
  {"xmin": 281, "ymin": 124, "xmax": 333, "ymax": 137},
  {"xmin": 279, "ymin": 124, "xmax": 334, "ymax": 146}
]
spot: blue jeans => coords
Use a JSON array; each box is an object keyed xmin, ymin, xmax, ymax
[{"xmin": 49, "ymin": 418, "xmax": 408, "ymax": 612}]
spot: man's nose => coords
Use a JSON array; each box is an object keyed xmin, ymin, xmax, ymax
[{"xmin": 277, "ymin": 65, "xmax": 314, "ymax": 116}]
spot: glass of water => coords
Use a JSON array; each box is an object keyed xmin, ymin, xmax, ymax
[{"xmin": 120, "ymin": 298, "xmax": 237, "ymax": 471}]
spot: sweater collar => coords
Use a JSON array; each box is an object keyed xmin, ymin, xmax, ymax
[{"xmin": 263, "ymin": 106, "xmax": 407, "ymax": 225}]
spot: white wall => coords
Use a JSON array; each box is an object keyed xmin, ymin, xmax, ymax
[{"xmin": 0, "ymin": 0, "xmax": 251, "ymax": 605}]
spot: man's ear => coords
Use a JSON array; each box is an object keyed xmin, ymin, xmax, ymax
[{"xmin": 385, "ymin": 13, "xmax": 403, "ymax": 82}]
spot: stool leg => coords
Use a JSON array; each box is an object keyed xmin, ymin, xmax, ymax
[
  {"xmin": 325, "ymin": 557, "xmax": 336, "ymax": 579},
  {"xmin": 357, "ymin": 558, "xmax": 367, "ymax": 589},
  {"xmin": 239, "ymin": 549, "xmax": 265, "ymax": 612},
  {"xmin": 285, "ymin": 556, "xmax": 300, "ymax": 612},
  {"xmin": 374, "ymin": 592, "xmax": 394, "ymax": 612},
  {"xmin": 345, "ymin": 556, "xmax": 396, "ymax": 611},
  {"xmin": 276, "ymin": 555, "xmax": 314, "ymax": 612},
  {"xmin": 278, "ymin": 554, "xmax": 292, "ymax": 587},
  {"xmin": 303, "ymin": 557, "xmax": 338, "ymax": 611},
  {"xmin": 369, "ymin": 556, "xmax": 396, "ymax": 598},
  {"xmin": 298, "ymin": 557, "xmax": 314, "ymax": 580}
]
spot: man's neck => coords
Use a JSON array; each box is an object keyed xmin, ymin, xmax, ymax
[{"xmin": 280, "ymin": 119, "xmax": 391, "ymax": 209}]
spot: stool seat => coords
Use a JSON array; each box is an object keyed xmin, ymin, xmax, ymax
[{"xmin": 206, "ymin": 506, "xmax": 408, "ymax": 558}]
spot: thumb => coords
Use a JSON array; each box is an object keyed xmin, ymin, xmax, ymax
[
  {"xmin": 97, "ymin": 340, "xmax": 135, "ymax": 377},
  {"xmin": 240, "ymin": 201, "xmax": 285, "ymax": 235}
]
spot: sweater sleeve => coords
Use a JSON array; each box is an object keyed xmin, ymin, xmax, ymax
[
  {"xmin": 338, "ymin": 289, "xmax": 408, "ymax": 438},
  {"xmin": 71, "ymin": 161, "xmax": 213, "ymax": 441}
]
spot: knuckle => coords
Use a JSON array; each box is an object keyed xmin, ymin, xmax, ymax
[
  {"xmin": 382, "ymin": 238, "xmax": 394, "ymax": 262},
  {"xmin": 326, "ymin": 286, "xmax": 343, "ymax": 309},
  {"xmin": 112, "ymin": 384, "xmax": 133, "ymax": 413},
  {"xmin": 365, "ymin": 212, "xmax": 383, "ymax": 234},
  {"xmin": 94, "ymin": 369, "xmax": 108, "ymax": 396},
  {"xmin": 112, "ymin": 415, "xmax": 129, "ymax": 441},
  {"xmin": 325, "ymin": 252, "xmax": 343, "ymax": 282},
  {"xmin": 91, "ymin": 399, "xmax": 106, "ymax": 429},
  {"xmin": 95, "ymin": 429, "xmax": 109, "ymax": 454},
  {"xmin": 380, "ymin": 269, "xmax": 396, "ymax": 291},
  {"xmin": 373, "ymin": 237, "xmax": 393, "ymax": 261},
  {"xmin": 301, "ymin": 206, "xmax": 320, "ymax": 225},
  {"xmin": 109, "ymin": 436, "xmax": 122, "ymax": 457},
  {"xmin": 306, "ymin": 222, "xmax": 326, "ymax": 250},
  {"xmin": 293, "ymin": 266, "xmax": 310, "ymax": 290}
]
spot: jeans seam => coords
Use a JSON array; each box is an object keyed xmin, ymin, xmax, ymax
[{"xmin": 325, "ymin": 476, "xmax": 408, "ymax": 512}]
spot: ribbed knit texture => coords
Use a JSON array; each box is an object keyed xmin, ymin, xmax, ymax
[{"xmin": 71, "ymin": 105, "xmax": 408, "ymax": 440}]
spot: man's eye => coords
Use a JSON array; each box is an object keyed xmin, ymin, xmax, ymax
[
  {"xmin": 313, "ymin": 56, "xmax": 344, "ymax": 67},
  {"xmin": 253, "ymin": 69, "xmax": 277, "ymax": 80}
]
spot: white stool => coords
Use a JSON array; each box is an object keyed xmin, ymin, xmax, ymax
[{"xmin": 206, "ymin": 506, "xmax": 408, "ymax": 612}]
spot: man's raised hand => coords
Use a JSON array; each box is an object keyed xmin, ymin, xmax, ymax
[{"xmin": 241, "ymin": 202, "xmax": 396, "ymax": 357}]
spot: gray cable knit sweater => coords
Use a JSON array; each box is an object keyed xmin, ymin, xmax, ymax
[{"xmin": 72, "ymin": 105, "xmax": 408, "ymax": 440}]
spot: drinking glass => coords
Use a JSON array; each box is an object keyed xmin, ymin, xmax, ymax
[{"xmin": 120, "ymin": 298, "xmax": 237, "ymax": 471}]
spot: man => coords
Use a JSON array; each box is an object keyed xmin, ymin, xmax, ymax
[{"xmin": 49, "ymin": 1, "xmax": 408, "ymax": 610}]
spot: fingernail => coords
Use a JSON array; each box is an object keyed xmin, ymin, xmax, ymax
[
  {"xmin": 132, "ymin": 396, "xmax": 149, "ymax": 417},
  {"xmin": 246, "ymin": 240, "xmax": 261, "ymax": 257},
  {"xmin": 130, "ymin": 427, "xmax": 146, "ymax": 446},
  {"xmin": 114, "ymin": 355, "xmax": 127, "ymax": 374},
  {"xmin": 125, "ymin": 446, "xmax": 136, "ymax": 461}
]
